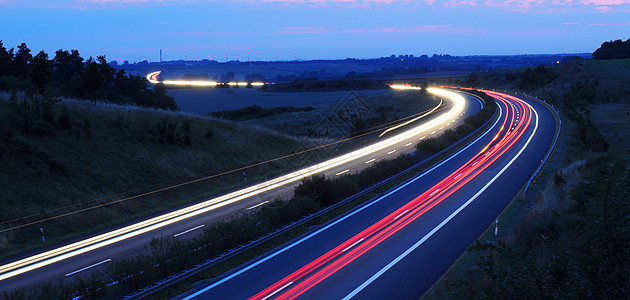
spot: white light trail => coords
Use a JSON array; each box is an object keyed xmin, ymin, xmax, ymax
[
  {"xmin": 146, "ymin": 71, "xmax": 265, "ymax": 87},
  {"xmin": 0, "ymin": 87, "xmax": 466, "ymax": 281},
  {"xmin": 173, "ymin": 225, "xmax": 205, "ymax": 237}
]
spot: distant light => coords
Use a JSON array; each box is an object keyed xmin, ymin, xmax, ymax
[{"xmin": 390, "ymin": 84, "xmax": 421, "ymax": 91}]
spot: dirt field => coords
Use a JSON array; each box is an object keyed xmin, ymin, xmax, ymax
[{"xmin": 168, "ymin": 88, "xmax": 389, "ymax": 114}]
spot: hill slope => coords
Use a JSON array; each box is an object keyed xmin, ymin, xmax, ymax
[{"xmin": 0, "ymin": 94, "xmax": 302, "ymax": 258}]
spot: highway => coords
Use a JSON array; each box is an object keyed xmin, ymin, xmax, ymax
[
  {"xmin": 179, "ymin": 90, "xmax": 556, "ymax": 299},
  {"xmin": 0, "ymin": 87, "xmax": 480, "ymax": 291}
]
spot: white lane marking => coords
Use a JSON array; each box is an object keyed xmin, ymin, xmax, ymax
[
  {"xmin": 342, "ymin": 238, "xmax": 365, "ymax": 252},
  {"xmin": 419, "ymin": 136, "xmax": 425, "ymax": 140},
  {"xmin": 180, "ymin": 99, "xmax": 504, "ymax": 300},
  {"xmin": 472, "ymin": 161, "xmax": 478, "ymax": 166},
  {"xmin": 394, "ymin": 210, "xmax": 409, "ymax": 220},
  {"xmin": 0, "ymin": 88, "xmax": 467, "ymax": 281},
  {"xmin": 439, "ymin": 127, "xmax": 444, "ymax": 130},
  {"xmin": 343, "ymin": 97, "xmax": 539, "ymax": 300},
  {"xmin": 336, "ymin": 169, "xmax": 350, "ymax": 176},
  {"xmin": 429, "ymin": 189, "xmax": 440, "ymax": 196},
  {"xmin": 174, "ymin": 224, "xmax": 206, "ymax": 237},
  {"xmin": 430, "ymin": 131, "xmax": 436, "ymax": 134},
  {"xmin": 262, "ymin": 281, "xmax": 294, "ymax": 300},
  {"xmin": 454, "ymin": 173, "xmax": 462, "ymax": 179},
  {"xmin": 404, "ymin": 143, "xmax": 412, "ymax": 147},
  {"xmin": 65, "ymin": 259, "xmax": 111, "ymax": 277},
  {"xmin": 365, "ymin": 159, "xmax": 376, "ymax": 164},
  {"xmin": 247, "ymin": 201, "xmax": 270, "ymax": 211},
  {"xmin": 387, "ymin": 150, "xmax": 397, "ymax": 155}
]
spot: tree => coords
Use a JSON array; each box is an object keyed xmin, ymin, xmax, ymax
[
  {"xmin": 81, "ymin": 57, "xmax": 104, "ymax": 105},
  {"xmin": 592, "ymin": 38, "xmax": 630, "ymax": 60},
  {"xmin": 220, "ymin": 71, "xmax": 235, "ymax": 82},
  {"xmin": 29, "ymin": 51, "xmax": 52, "ymax": 96},
  {"xmin": 0, "ymin": 40, "xmax": 13, "ymax": 77},
  {"xmin": 53, "ymin": 49, "xmax": 84, "ymax": 84},
  {"xmin": 97, "ymin": 55, "xmax": 115, "ymax": 86},
  {"xmin": 12, "ymin": 43, "xmax": 32, "ymax": 77}
]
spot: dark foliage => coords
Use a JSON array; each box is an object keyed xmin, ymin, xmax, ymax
[
  {"xmin": 449, "ymin": 158, "xmax": 630, "ymax": 299},
  {"xmin": 0, "ymin": 42, "xmax": 178, "ymax": 110},
  {"xmin": 517, "ymin": 65, "xmax": 558, "ymax": 90},
  {"xmin": 209, "ymin": 105, "xmax": 314, "ymax": 121},
  {"xmin": 262, "ymin": 78, "xmax": 387, "ymax": 92},
  {"xmin": 592, "ymin": 38, "xmax": 630, "ymax": 60}
]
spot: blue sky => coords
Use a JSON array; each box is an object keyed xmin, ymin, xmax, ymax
[{"xmin": 1, "ymin": 0, "xmax": 629, "ymax": 62}]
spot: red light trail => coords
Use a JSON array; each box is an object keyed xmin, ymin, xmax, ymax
[{"xmin": 249, "ymin": 89, "xmax": 534, "ymax": 300}]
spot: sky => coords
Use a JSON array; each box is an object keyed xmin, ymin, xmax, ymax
[{"xmin": 1, "ymin": 0, "xmax": 629, "ymax": 63}]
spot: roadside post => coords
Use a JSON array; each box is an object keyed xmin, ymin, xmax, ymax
[{"xmin": 494, "ymin": 219, "xmax": 498, "ymax": 237}]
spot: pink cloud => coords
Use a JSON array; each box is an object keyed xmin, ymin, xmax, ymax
[
  {"xmin": 445, "ymin": 0, "xmax": 477, "ymax": 6},
  {"xmin": 581, "ymin": 0, "xmax": 630, "ymax": 4}
]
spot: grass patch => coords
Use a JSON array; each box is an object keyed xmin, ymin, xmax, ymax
[
  {"xmin": 208, "ymin": 105, "xmax": 314, "ymax": 121},
  {"xmin": 2, "ymin": 90, "xmax": 497, "ymax": 299},
  {"xmin": 0, "ymin": 94, "xmax": 309, "ymax": 259}
]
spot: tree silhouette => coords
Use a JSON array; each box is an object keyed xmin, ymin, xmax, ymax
[
  {"xmin": 13, "ymin": 43, "xmax": 32, "ymax": 78},
  {"xmin": 29, "ymin": 51, "xmax": 52, "ymax": 96},
  {"xmin": 82, "ymin": 57, "xmax": 104, "ymax": 105},
  {"xmin": 0, "ymin": 40, "xmax": 12, "ymax": 77}
]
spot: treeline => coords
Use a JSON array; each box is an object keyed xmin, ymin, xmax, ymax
[
  {"xmin": 592, "ymin": 38, "xmax": 630, "ymax": 60},
  {"xmin": 562, "ymin": 80, "xmax": 609, "ymax": 152},
  {"xmin": 262, "ymin": 78, "xmax": 387, "ymax": 92},
  {"xmin": 3, "ymin": 91, "xmax": 498, "ymax": 299},
  {"xmin": 209, "ymin": 105, "xmax": 314, "ymax": 121},
  {"xmin": 505, "ymin": 65, "xmax": 558, "ymax": 90},
  {"xmin": 0, "ymin": 41, "xmax": 177, "ymax": 110}
]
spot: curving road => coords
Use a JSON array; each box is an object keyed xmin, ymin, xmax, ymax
[
  {"xmin": 0, "ymin": 88, "xmax": 481, "ymax": 291},
  {"xmin": 179, "ymin": 89, "xmax": 556, "ymax": 299}
]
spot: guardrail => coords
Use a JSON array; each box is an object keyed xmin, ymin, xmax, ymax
[
  {"xmin": 522, "ymin": 95, "xmax": 562, "ymax": 196},
  {"xmin": 122, "ymin": 92, "xmax": 497, "ymax": 299}
]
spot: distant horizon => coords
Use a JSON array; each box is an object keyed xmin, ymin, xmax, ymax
[
  {"xmin": 2, "ymin": 1, "xmax": 628, "ymax": 63},
  {"xmin": 0, "ymin": 39, "xmax": 595, "ymax": 65}
]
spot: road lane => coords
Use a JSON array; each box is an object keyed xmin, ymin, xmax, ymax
[
  {"xmin": 181, "ymin": 89, "xmax": 556, "ymax": 299},
  {"xmin": 0, "ymin": 88, "xmax": 479, "ymax": 291}
]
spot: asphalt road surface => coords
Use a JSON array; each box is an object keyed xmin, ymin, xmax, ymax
[
  {"xmin": 0, "ymin": 88, "xmax": 480, "ymax": 291},
  {"xmin": 178, "ymin": 90, "xmax": 556, "ymax": 299}
]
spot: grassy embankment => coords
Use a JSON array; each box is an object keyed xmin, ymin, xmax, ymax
[
  {"xmin": 0, "ymin": 93, "xmax": 306, "ymax": 259},
  {"xmin": 423, "ymin": 58, "xmax": 630, "ymax": 299}
]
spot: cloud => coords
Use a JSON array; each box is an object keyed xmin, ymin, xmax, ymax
[
  {"xmin": 4, "ymin": 0, "xmax": 629, "ymax": 12},
  {"xmin": 444, "ymin": 0, "xmax": 477, "ymax": 6},
  {"xmin": 581, "ymin": 0, "xmax": 630, "ymax": 4}
]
